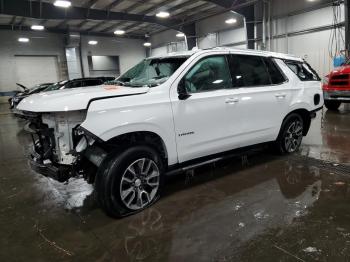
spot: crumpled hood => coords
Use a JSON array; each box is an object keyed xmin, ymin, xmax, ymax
[{"xmin": 17, "ymin": 85, "xmax": 149, "ymax": 112}]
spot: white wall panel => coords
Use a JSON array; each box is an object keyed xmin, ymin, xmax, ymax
[
  {"xmin": 151, "ymin": 46, "xmax": 168, "ymax": 57},
  {"xmin": 0, "ymin": 30, "xmax": 66, "ymax": 92},
  {"xmin": 198, "ymin": 33, "xmax": 217, "ymax": 49},
  {"xmin": 219, "ymin": 27, "xmax": 247, "ymax": 46},
  {"xmin": 81, "ymin": 35, "xmax": 145, "ymax": 77},
  {"xmin": 14, "ymin": 56, "xmax": 59, "ymax": 87},
  {"xmin": 150, "ymin": 29, "xmax": 179, "ymax": 47},
  {"xmin": 273, "ymin": 5, "xmax": 344, "ymax": 36}
]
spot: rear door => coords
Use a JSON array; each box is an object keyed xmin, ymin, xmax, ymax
[{"xmin": 226, "ymin": 54, "xmax": 292, "ymax": 146}]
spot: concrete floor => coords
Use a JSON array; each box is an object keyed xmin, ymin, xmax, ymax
[{"xmin": 1, "ymin": 103, "xmax": 350, "ymax": 262}]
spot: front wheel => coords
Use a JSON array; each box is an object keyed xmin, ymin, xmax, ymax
[
  {"xmin": 275, "ymin": 114, "xmax": 304, "ymax": 154},
  {"xmin": 95, "ymin": 146, "xmax": 164, "ymax": 217},
  {"xmin": 324, "ymin": 100, "xmax": 341, "ymax": 111}
]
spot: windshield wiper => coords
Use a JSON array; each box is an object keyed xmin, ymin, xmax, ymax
[{"xmin": 109, "ymin": 80, "xmax": 126, "ymax": 86}]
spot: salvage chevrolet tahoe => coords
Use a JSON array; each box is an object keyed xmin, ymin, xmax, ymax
[{"xmin": 17, "ymin": 48, "xmax": 324, "ymax": 217}]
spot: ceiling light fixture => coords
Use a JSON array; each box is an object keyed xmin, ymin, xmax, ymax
[
  {"xmin": 225, "ymin": 18, "xmax": 237, "ymax": 24},
  {"xmin": 18, "ymin": 38, "xmax": 29, "ymax": 43},
  {"xmin": 114, "ymin": 30, "xmax": 125, "ymax": 35},
  {"xmin": 54, "ymin": 0, "xmax": 72, "ymax": 8},
  {"xmin": 143, "ymin": 42, "xmax": 151, "ymax": 47},
  {"xmin": 31, "ymin": 25, "xmax": 45, "ymax": 31},
  {"xmin": 88, "ymin": 40, "xmax": 98, "ymax": 45},
  {"xmin": 176, "ymin": 32, "xmax": 185, "ymax": 38},
  {"xmin": 156, "ymin": 11, "xmax": 170, "ymax": 18}
]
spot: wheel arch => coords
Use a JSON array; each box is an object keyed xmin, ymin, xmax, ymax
[
  {"xmin": 104, "ymin": 131, "xmax": 169, "ymax": 165},
  {"xmin": 282, "ymin": 108, "xmax": 312, "ymax": 136}
]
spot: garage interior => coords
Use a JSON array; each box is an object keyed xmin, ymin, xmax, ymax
[{"xmin": 1, "ymin": 0, "xmax": 350, "ymax": 261}]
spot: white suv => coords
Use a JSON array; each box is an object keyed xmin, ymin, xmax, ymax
[{"xmin": 17, "ymin": 48, "xmax": 323, "ymax": 217}]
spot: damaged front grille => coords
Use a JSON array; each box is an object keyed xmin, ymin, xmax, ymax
[{"xmin": 24, "ymin": 121, "xmax": 56, "ymax": 163}]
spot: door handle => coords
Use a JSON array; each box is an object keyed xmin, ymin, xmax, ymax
[
  {"xmin": 225, "ymin": 98, "xmax": 239, "ymax": 104},
  {"xmin": 275, "ymin": 93, "xmax": 287, "ymax": 99}
]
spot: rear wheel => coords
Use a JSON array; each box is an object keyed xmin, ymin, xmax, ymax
[
  {"xmin": 275, "ymin": 113, "xmax": 304, "ymax": 154},
  {"xmin": 95, "ymin": 146, "xmax": 164, "ymax": 217},
  {"xmin": 324, "ymin": 100, "xmax": 341, "ymax": 111}
]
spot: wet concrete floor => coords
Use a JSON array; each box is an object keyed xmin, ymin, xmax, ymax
[{"xmin": 1, "ymin": 103, "xmax": 350, "ymax": 261}]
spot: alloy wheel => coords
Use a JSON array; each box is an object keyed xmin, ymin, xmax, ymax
[
  {"xmin": 284, "ymin": 120, "xmax": 303, "ymax": 153},
  {"xmin": 119, "ymin": 158, "xmax": 160, "ymax": 210}
]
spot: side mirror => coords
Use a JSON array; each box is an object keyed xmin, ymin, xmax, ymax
[{"xmin": 178, "ymin": 78, "xmax": 191, "ymax": 100}]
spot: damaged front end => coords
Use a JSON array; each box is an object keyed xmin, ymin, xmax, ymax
[{"xmin": 23, "ymin": 110, "xmax": 105, "ymax": 183}]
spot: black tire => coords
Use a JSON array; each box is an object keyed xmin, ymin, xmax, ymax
[
  {"xmin": 275, "ymin": 113, "xmax": 304, "ymax": 154},
  {"xmin": 95, "ymin": 145, "xmax": 164, "ymax": 218},
  {"xmin": 324, "ymin": 100, "xmax": 341, "ymax": 111}
]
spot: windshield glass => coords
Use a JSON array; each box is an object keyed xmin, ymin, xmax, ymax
[
  {"xmin": 43, "ymin": 81, "xmax": 68, "ymax": 92},
  {"xmin": 112, "ymin": 57, "xmax": 189, "ymax": 87}
]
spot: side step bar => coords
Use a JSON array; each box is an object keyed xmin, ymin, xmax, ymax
[{"xmin": 166, "ymin": 146, "xmax": 267, "ymax": 176}]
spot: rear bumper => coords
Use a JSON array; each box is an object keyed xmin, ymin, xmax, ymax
[{"xmin": 323, "ymin": 90, "xmax": 350, "ymax": 102}]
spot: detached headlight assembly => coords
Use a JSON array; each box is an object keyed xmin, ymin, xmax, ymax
[
  {"xmin": 76, "ymin": 136, "xmax": 88, "ymax": 153},
  {"xmin": 74, "ymin": 127, "xmax": 96, "ymax": 153}
]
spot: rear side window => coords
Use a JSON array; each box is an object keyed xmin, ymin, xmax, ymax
[
  {"xmin": 263, "ymin": 58, "xmax": 286, "ymax": 84},
  {"xmin": 228, "ymin": 55, "xmax": 271, "ymax": 87},
  {"xmin": 285, "ymin": 61, "xmax": 320, "ymax": 81}
]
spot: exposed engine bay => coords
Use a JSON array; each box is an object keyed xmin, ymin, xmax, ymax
[{"xmin": 22, "ymin": 110, "xmax": 102, "ymax": 182}]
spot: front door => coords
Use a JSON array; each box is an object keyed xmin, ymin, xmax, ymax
[{"xmin": 171, "ymin": 55, "xmax": 237, "ymax": 162}]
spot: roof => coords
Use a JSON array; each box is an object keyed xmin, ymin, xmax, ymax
[{"xmin": 148, "ymin": 47, "xmax": 303, "ymax": 61}]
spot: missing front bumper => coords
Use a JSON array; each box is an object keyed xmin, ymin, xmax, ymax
[{"xmin": 29, "ymin": 155, "xmax": 73, "ymax": 182}]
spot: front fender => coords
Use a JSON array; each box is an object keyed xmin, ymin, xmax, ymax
[{"xmin": 80, "ymin": 95, "xmax": 178, "ymax": 165}]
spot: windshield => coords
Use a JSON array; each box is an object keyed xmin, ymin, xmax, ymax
[
  {"xmin": 113, "ymin": 57, "xmax": 189, "ymax": 87},
  {"xmin": 43, "ymin": 81, "xmax": 68, "ymax": 92}
]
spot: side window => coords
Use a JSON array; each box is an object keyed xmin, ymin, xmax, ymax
[
  {"xmin": 263, "ymin": 58, "xmax": 287, "ymax": 84},
  {"xmin": 228, "ymin": 55, "xmax": 271, "ymax": 87},
  {"xmin": 184, "ymin": 56, "xmax": 232, "ymax": 93},
  {"xmin": 285, "ymin": 61, "xmax": 319, "ymax": 81}
]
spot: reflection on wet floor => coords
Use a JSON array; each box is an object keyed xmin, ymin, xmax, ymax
[{"xmin": 0, "ymin": 105, "xmax": 350, "ymax": 261}]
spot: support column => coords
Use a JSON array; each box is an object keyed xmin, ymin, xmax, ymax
[
  {"xmin": 345, "ymin": 0, "xmax": 350, "ymax": 53},
  {"xmin": 65, "ymin": 32, "xmax": 83, "ymax": 79},
  {"xmin": 236, "ymin": 5, "xmax": 255, "ymax": 49},
  {"xmin": 183, "ymin": 23, "xmax": 197, "ymax": 50}
]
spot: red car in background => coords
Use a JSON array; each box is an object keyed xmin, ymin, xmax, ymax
[{"xmin": 323, "ymin": 64, "xmax": 350, "ymax": 110}]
